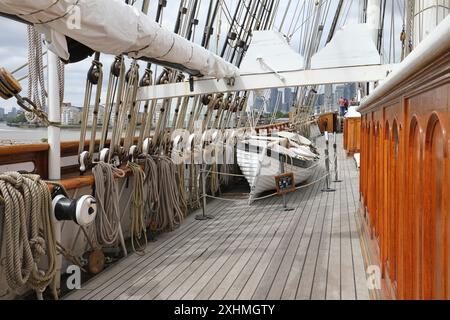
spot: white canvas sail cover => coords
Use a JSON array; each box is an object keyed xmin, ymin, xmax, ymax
[{"xmin": 0, "ymin": 0, "xmax": 239, "ymax": 79}]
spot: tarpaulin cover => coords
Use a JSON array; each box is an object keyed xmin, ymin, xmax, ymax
[{"xmin": 0, "ymin": 0, "xmax": 239, "ymax": 79}]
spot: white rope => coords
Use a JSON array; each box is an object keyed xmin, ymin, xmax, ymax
[
  {"xmin": 127, "ymin": 161, "xmax": 147, "ymax": 255},
  {"xmin": 0, "ymin": 172, "xmax": 58, "ymax": 299},
  {"xmin": 92, "ymin": 162, "xmax": 123, "ymax": 246}
]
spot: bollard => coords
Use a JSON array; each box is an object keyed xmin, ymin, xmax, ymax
[
  {"xmin": 196, "ymin": 164, "xmax": 215, "ymax": 220},
  {"xmin": 322, "ymin": 132, "xmax": 336, "ymax": 193},
  {"xmin": 333, "ymin": 132, "xmax": 343, "ymax": 183}
]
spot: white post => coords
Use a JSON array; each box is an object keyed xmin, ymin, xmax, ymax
[
  {"xmin": 414, "ymin": 0, "xmax": 450, "ymax": 46},
  {"xmin": 366, "ymin": 0, "xmax": 381, "ymax": 94},
  {"xmin": 367, "ymin": 0, "xmax": 381, "ymax": 45},
  {"xmin": 47, "ymin": 50, "xmax": 62, "ymax": 296}
]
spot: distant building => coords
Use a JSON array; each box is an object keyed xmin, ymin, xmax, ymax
[
  {"xmin": 87, "ymin": 105, "xmax": 105, "ymax": 126},
  {"xmin": 7, "ymin": 107, "xmax": 18, "ymax": 120},
  {"xmin": 0, "ymin": 107, "xmax": 5, "ymax": 120},
  {"xmin": 282, "ymin": 88, "xmax": 294, "ymax": 113},
  {"xmin": 268, "ymin": 88, "xmax": 278, "ymax": 114},
  {"xmin": 61, "ymin": 103, "xmax": 82, "ymax": 125}
]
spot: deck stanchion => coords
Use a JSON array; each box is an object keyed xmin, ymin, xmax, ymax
[
  {"xmin": 322, "ymin": 131, "xmax": 336, "ymax": 193},
  {"xmin": 279, "ymin": 154, "xmax": 294, "ymax": 212},
  {"xmin": 333, "ymin": 132, "xmax": 343, "ymax": 183},
  {"xmin": 196, "ymin": 164, "xmax": 215, "ymax": 220}
]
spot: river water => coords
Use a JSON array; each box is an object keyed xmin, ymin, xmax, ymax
[{"xmin": 0, "ymin": 122, "xmax": 89, "ymax": 145}]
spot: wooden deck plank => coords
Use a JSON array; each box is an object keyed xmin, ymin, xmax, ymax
[
  {"xmin": 326, "ymin": 153, "xmax": 342, "ymax": 300},
  {"xmin": 63, "ymin": 134, "xmax": 370, "ymax": 301},
  {"xmin": 280, "ymin": 165, "xmax": 328, "ymax": 299},
  {"xmin": 295, "ymin": 175, "xmax": 329, "ymax": 299},
  {"xmin": 340, "ymin": 152, "xmax": 357, "ymax": 300},
  {"xmin": 78, "ymin": 199, "xmax": 226, "ymax": 291},
  {"xmin": 211, "ymin": 200, "xmax": 285, "ymax": 300},
  {"xmin": 344, "ymin": 153, "xmax": 370, "ymax": 300},
  {"xmin": 191, "ymin": 194, "xmax": 284, "ymax": 300},
  {"xmin": 251, "ymin": 169, "xmax": 323, "ymax": 300},
  {"xmin": 82, "ymin": 200, "xmax": 234, "ymax": 299},
  {"xmin": 110, "ymin": 202, "xmax": 253, "ymax": 300},
  {"xmin": 138, "ymin": 198, "xmax": 277, "ymax": 300},
  {"xmin": 161, "ymin": 196, "xmax": 279, "ymax": 300},
  {"xmin": 310, "ymin": 180, "xmax": 334, "ymax": 299},
  {"xmin": 234, "ymin": 168, "xmax": 320, "ymax": 300}
]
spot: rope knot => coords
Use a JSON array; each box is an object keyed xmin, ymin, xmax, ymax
[{"xmin": 29, "ymin": 236, "xmax": 46, "ymax": 257}]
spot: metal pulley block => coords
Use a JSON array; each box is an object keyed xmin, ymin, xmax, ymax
[
  {"xmin": 110, "ymin": 56, "xmax": 123, "ymax": 77},
  {"xmin": 52, "ymin": 194, "xmax": 97, "ymax": 227},
  {"xmin": 99, "ymin": 148, "xmax": 110, "ymax": 163},
  {"xmin": 139, "ymin": 68, "xmax": 153, "ymax": 87},
  {"xmin": 128, "ymin": 145, "xmax": 138, "ymax": 162},
  {"xmin": 176, "ymin": 73, "xmax": 185, "ymax": 83},
  {"xmin": 202, "ymin": 94, "xmax": 212, "ymax": 106},
  {"xmin": 78, "ymin": 151, "xmax": 92, "ymax": 174},
  {"xmin": 125, "ymin": 64, "xmax": 139, "ymax": 83},
  {"xmin": 237, "ymin": 40, "xmax": 246, "ymax": 48},
  {"xmin": 157, "ymin": 69, "xmax": 171, "ymax": 85},
  {"xmin": 227, "ymin": 32, "xmax": 237, "ymax": 41},
  {"xmin": 142, "ymin": 137, "xmax": 152, "ymax": 155},
  {"xmin": 87, "ymin": 61, "xmax": 102, "ymax": 85}
]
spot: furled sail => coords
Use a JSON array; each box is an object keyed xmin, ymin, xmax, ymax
[{"xmin": 0, "ymin": 0, "xmax": 239, "ymax": 79}]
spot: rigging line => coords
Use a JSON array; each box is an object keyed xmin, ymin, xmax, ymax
[
  {"xmin": 218, "ymin": 0, "xmax": 242, "ymax": 32},
  {"xmin": 220, "ymin": 0, "xmax": 242, "ymax": 57},
  {"xmin": 262, "ymin": 0, "xmax": 276, "ymax": 29},
  {"xmin": 278, "ymin": 0, "xmax": 292, "ymax": 32},
  {"xmin": 290, "ymin": 1, "xmax": 308, "ymax": 40},
  {"xmin": 342, "ymin": 0, "xmax": 354, "ymax": 26},
  {"xmin": 286, "ymin": 0, "xmax": 303, "ymax": 37},
  {"xmin": 289, "ymin": 0, "xmax": 330, "ymax": 40},
  {"xmin": 229, "ymin": 0, "xmax": 253, "ymax": 63}
]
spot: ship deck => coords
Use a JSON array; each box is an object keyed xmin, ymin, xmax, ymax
[{"xmin": 64, "ymin": 134, "xmax": 370, "ymax": 300}]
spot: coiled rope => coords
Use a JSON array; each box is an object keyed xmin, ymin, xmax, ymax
[
  {"xmin": 152, "ymin": 156, "xmax": 185, "ymax": 232},
  {"xmin": 127, "ymin": 162, "xmax": 147, "ymax": 255},
  {"xmin": 143, "ymin": 156, "xmax": 159, "ymax": 215},
  {"xmin": 92, "ymin": 162, "xmax": 124, "ymax": 246},
  {"xmin": 0, "ymin": 172, "xmax": 57, "ymax": 299}
]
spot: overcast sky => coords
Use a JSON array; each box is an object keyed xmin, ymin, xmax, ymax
[{"xmin": 0, "ymin": 0, "xmax": 403, "ymax": 111}]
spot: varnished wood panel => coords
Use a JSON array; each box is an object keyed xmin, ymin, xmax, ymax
[{"xmin": 359, "ymin": 52, "xmax": 450, "ymax": 300}]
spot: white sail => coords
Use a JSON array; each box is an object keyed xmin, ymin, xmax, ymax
[{"xmin": 0, "ymin": 0, "xmax": 239, "ymax": 79}]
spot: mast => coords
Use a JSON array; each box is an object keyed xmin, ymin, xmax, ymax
[
  {"xmin": 367, "ymin": 0, "xmax": 382, "ymax": 47},
  {"xmin": 413, "ymin": 0, "xmax": 450, "ymax": 47},
  {"xmin": 366, "ymin": 0, "xmax": 382, "ymax": 94}
]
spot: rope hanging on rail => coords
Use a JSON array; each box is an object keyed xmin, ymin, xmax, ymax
[
  {"xmin": 92, "ymin": 162, "xmax": 124, "ymax": 246},
  {"xmin": 127, "ymin": 161, "xmax": 147, "ymax": 255},
  {"xmin": 0, "ymin": 172, "xmax": 58, "ymax": 299},
  {"xmin": 151, "ymin": 156, "xmax": 186, "ymax": 232}
]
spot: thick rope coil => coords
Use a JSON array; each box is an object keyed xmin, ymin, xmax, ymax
[
  {"xmin": 0, "ymin": 172, "xmax": 57, "ymax": 299},
  {"xmin": 92, "ymin": 162, "xmax": 122, "ymax": 246},
  {"xmin": 151, "ymin": 156, "xmax": 185, "ymax": 232},
  {"xmin": 143, "ymin": 156, "xmax": 159, "ymax": 215},
  {"xmin": 127, "ymin": 162, "xmax": 147, "ymax": 255}
]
